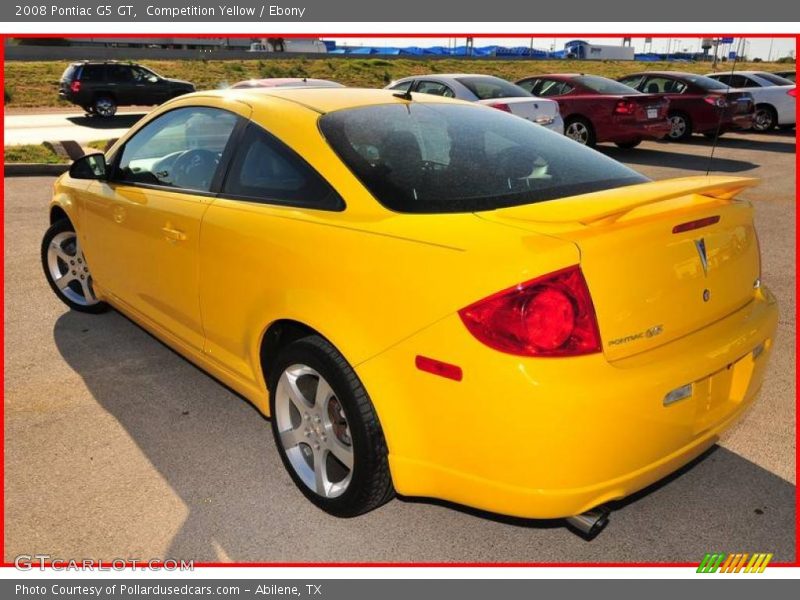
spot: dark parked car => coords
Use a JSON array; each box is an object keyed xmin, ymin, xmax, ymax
[
  {"xmin": 59, "ymin": 61, "xmax": 195, "ymax": 117},
  {"xmin": 617, "ymin": 72, "xmax": 754, "ymax": 140},
  {"xmin": 773, "ymin": 70, "xmax": 796, "ymax": 83},
  {"xmin": 515, "ymin": 74, "xmax": 671, "ymax": 148}
]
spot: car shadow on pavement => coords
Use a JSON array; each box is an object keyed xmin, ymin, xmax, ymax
[
  {"xmin": 678, "ymin": 133, "xmax": 796, "ymax": 155},
  {"xmin": 599, "ymin": 145, "xmax": 758, "ymax": 172},
  {"xmin": 66, "ymin": 114, "xmax": 146, "ymax": 129},
  {"xmin": 52, "ymin": 309, "xmax": 796, "ymax": 563}
]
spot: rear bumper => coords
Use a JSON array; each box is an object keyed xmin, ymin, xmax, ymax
[
  {"xmin": 542, "ymin": 115, "xmax": 565, "ymax": 135},
  {"xmin": 357, "ymin": 287, "xmax": 777, "ymax": 519},
  {"xmin": 601, "ymin": 117, "xmax": 671, "ymax": 142},
  {"xmin": 722, "ymin": 113, "xmax": 755, "ymax": 132}
]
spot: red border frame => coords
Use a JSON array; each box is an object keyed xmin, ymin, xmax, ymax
[{"xmin": 1, "ymin": 31, "xmax": 797, "ymax": 570}]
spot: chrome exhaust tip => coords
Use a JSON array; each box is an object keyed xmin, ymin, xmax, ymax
[{"xmin": 565, "ymin": 506, "xmax": 610, "ymax": 539}]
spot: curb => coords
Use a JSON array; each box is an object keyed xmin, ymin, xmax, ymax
[{"xmin": 4, "ymin": 163, "xmax": 69, "ymax": 176}]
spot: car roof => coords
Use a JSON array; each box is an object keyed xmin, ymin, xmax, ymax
[
  {"xmin": 395, "ymin": 73, "xmax": 506, "ymax": 81},
  {"xmin": 196, "ymin": 87, "xmax": 471, "ymax": 114},
  {"xmin": 623, "ymin": 71, "xmax": 694, "ymax": 78}
]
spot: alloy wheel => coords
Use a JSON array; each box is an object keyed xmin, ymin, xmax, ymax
[
  {"xmin": 274, "ymin": 364, "xmax": 354, "ymax": 499},
  {"xmin": 668, "ymin": 115, "xmax": 687, "ymax": 139},
  {"xmin": 565, "ymin": 121, "xmax": 590, "ymax": 144},
  {"xmin": 94, "ymin": 97, "xmax": 116, "ymax": 117},
  {"xmin": 46, "ymin": 231, "xmax": 99, "ymax": 306},
  {"xmin": 753, "ymin": 108, "xmax": 774, "ymax": 131}
]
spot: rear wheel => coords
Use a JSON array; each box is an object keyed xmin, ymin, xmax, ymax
[
  {"xmin": 268, "ymin": 335, "xmax": 394, "ymax": 517},
  {"xmin": 753, "ymin": 104, "xmax": 777, "ymax": 132},
  {"xmin": 667, "ymin": 112, "xmax": 692, "ymax": 141},
  {"xmin": 614, "ymin": 139, "xmax": 642, "ymax": 149},
  {"xmin": 41, "ymin": 219, "xmax": 109, "ymax": 314},
  {"xmin": 564, "ymin": 117, "xmax": 596, "ymax": 147},
  {"xmin": 93, "ymin": 95, "xmax": 117, "ymax": 118}
]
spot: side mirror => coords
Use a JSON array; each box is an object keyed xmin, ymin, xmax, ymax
[{"xmin": 69, "ymin": 153, "xmax": 107, "ymax": 180}]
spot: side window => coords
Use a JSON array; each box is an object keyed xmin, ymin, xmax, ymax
[
  {"xmin": 516, "ymin": 79, "xmax": 538, "ymax": 93},
  {"xmin": 415, "ymin": 80, "xmax": 455, "ymax": 98},
  {"xmin": 107, "ymin": 65, "xmax": 134, "ymax": 82},
  {"xmin": 738, "ymin": 75, "xmax": 758, "ymax": 87},
  {"xmin": 643, "ymin": 77, "xmax": 687, "ymax": 94},
  {"xmin": 535, "ymin": 80, "xmax": 573, "ymax": 97},
  {"xmin": 714, "ymin": 74, "xmax": 732, "ymax": 85},
  {"xmin": 115, "ymin": 107, "xmax": 239, "ymax": 192},
  {"xmin": 79, "ymin": 65, "xmax": 105, "ymax": 82},
  {"xmin": 389, "ymin": 80, "xmax": 413, "ymax": 93},
  {"xmin": 221, "ymin": 122, "xmax": 344, "ymax": 211},
  {"xmin": 618, "ymin": 75, "xmax": 644, "ymax": 90}
]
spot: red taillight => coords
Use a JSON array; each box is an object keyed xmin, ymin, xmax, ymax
[
  {"xmin": 458, "ymin": 266, "xmax": 602, "ymax": 357},
  {"xmin": 788, "ymin": 88, "xmax": 796, "ymax": 98},
  {"xmin": 704, "ymin": 95, "xmax": 727, "ymax": 108},
  {"xmin": 70, "ymin": 80, "xmax": 81, "ymax": 93},
  {"xmin": 488, "ymin": 102, "xmax": 512, "ymax": 113},
  {"xmin": 613, "ymin": 100, "xmax": 637, "ymax": 115},
  {"xmin": 672, "ymin": 215, "xmax": 721, "ymax": 233}
]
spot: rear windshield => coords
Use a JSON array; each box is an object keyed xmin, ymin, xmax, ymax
[
  {"xmin": 319, "ymin": 103, "xmax": 648, "ymax": 214},
  {"xmin": 682, "ymin": 74, "xmax": 730, "ymax": 91},
  {"xmin": 754, "ymin": 72, "xmax": 794, "ymax": 85},
  {"xmin": 456, "ymin": 76, "xmax": 531, "ymax": 100},
  {"xmin": 574, "ymin": 75, "xmax": 640, "ymax": 95}
]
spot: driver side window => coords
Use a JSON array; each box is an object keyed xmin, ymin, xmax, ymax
[{"xmin": 115, "ymin": 107, "xmax": 239, "ymax": 192}]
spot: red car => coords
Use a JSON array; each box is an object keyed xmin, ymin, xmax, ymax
[
  {"xmin": 515, "ymin": 74, "xmax": 671, "ymax": 148},
  {"xmin": 616, "ymin": 72, "xmax": 754, "ymax": 140}
]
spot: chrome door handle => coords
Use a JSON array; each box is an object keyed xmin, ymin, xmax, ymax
[{"xmin": 161, "ymin": 226, "xmax": 187, "ymax": 242}]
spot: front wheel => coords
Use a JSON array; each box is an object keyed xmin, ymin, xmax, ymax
[
  {"xmin": 41, "ymin": 219, "xmax": 109, "ymax": 313},
  {"xmin": 268, "ymin": 335, "xmax": 394, "ymax": 517}
]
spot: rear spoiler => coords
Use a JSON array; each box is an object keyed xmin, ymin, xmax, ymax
[{"xmin": 496, "ymin": 176, "xmax": 759, "ymax": 225}]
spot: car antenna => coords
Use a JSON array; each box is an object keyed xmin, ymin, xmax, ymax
[
  {"xmin": 393, "ymin": 90, "xmax": 413, "ymax": 101},
  {"xmin": 706, "ymin": 38, "xmax": 741, "ymax": 175}
]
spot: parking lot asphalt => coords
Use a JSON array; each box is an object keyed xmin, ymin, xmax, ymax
[{"xmin": 3, "ymin": 130, "xmax": 796, "ymax": 563}]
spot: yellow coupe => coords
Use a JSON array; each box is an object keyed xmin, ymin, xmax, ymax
[{"xmin": 43, "ymin": 88, "xmax": 777, "ymax": 537}]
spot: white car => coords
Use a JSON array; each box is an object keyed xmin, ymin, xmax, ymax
[
  {"xmin": 386, "ymin": 74, "xmax": 564, "ymax": 134},
  {"xmin": 705, "ymin": 71, "xmax": 796, "ymax": 131}
]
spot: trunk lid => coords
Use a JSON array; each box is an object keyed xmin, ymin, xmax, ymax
[
  {"xmin": 478, "ymin": 97, "xmax": 560, "ymax": 124},
  {"xmin": 616, "ymin": 93, "xmax": 670, "ymax": 121},
  {"xmin": 477, "ymin": 176, "xmax": 762, "ymax": 360}
]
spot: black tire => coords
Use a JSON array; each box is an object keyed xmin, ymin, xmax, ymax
[
  {"xmin": 93, "ymin": 95, "xmax": 117, "ymax": 118},
  {"xmin": 753, "ymin": 104, "xmax": 777, "ymax": 132},
  {"xmin": 564, "ymin": 116, "xmax": 596, "ymax": 147},
  {"xmin": 667, "ymin": 112, "xmax": 693, "ymax": 141},
  {"xmin": 614, "ymin": 139, "xmax": 642, "ymax": 149},
  {"xmin": 41, "ymin": 219, "xmax": 109, "ymax": 314},
  {"xmin": 268, "ymin": 335, "xmax": 394, "ymax": 517}
]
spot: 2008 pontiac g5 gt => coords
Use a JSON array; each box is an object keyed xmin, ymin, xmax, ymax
[{"xmin": 43, "ymin": 88, "xmax": 777, "ymax": 531}]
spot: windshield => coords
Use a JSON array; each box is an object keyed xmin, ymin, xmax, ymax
[
  {"xmin": 319, "ymin": 103, "xmax": 648, "ymax": 214},
  {"xmin": 682, "ymin": 74, "xmax": 730, "ymax": 90},
  {"xmin": 754, "ymin": 72, "xmax": 795, "ymax": 85},
  {"xmin": 456, "ymin": 76, "xmax": 531, "ymax": 100},
  {"xmin": 574, "ymin": 75, "xmax": 640, "ymax": 95}
]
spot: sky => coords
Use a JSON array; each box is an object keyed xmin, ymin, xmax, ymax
[{"xmin": 327, "ymin": 37, "xmax": 796, "ymax": 61}]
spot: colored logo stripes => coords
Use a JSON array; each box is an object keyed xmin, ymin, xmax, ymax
[{"xmin": 697, "ymin": 552, "xmax": 773, "ymax": 573}]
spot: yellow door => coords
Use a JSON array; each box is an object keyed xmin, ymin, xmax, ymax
[{"xmin": 80, "ymin": 105, "xmax": 242, "ymax": 351}]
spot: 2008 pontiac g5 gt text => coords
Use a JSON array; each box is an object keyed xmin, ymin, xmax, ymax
[{"xmin": 42, "ymin": 87, "xmax": 777, "ymax": 535}]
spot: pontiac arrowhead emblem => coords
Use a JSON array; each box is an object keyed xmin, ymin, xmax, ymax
[{"xmin": 695, "ymin": 238, "xmax": 709, "ymax": 276}]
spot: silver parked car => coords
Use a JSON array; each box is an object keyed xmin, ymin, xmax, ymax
[{"xmin": 386, "ymin": 74, "xmax": 564, "ymax": 134}]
